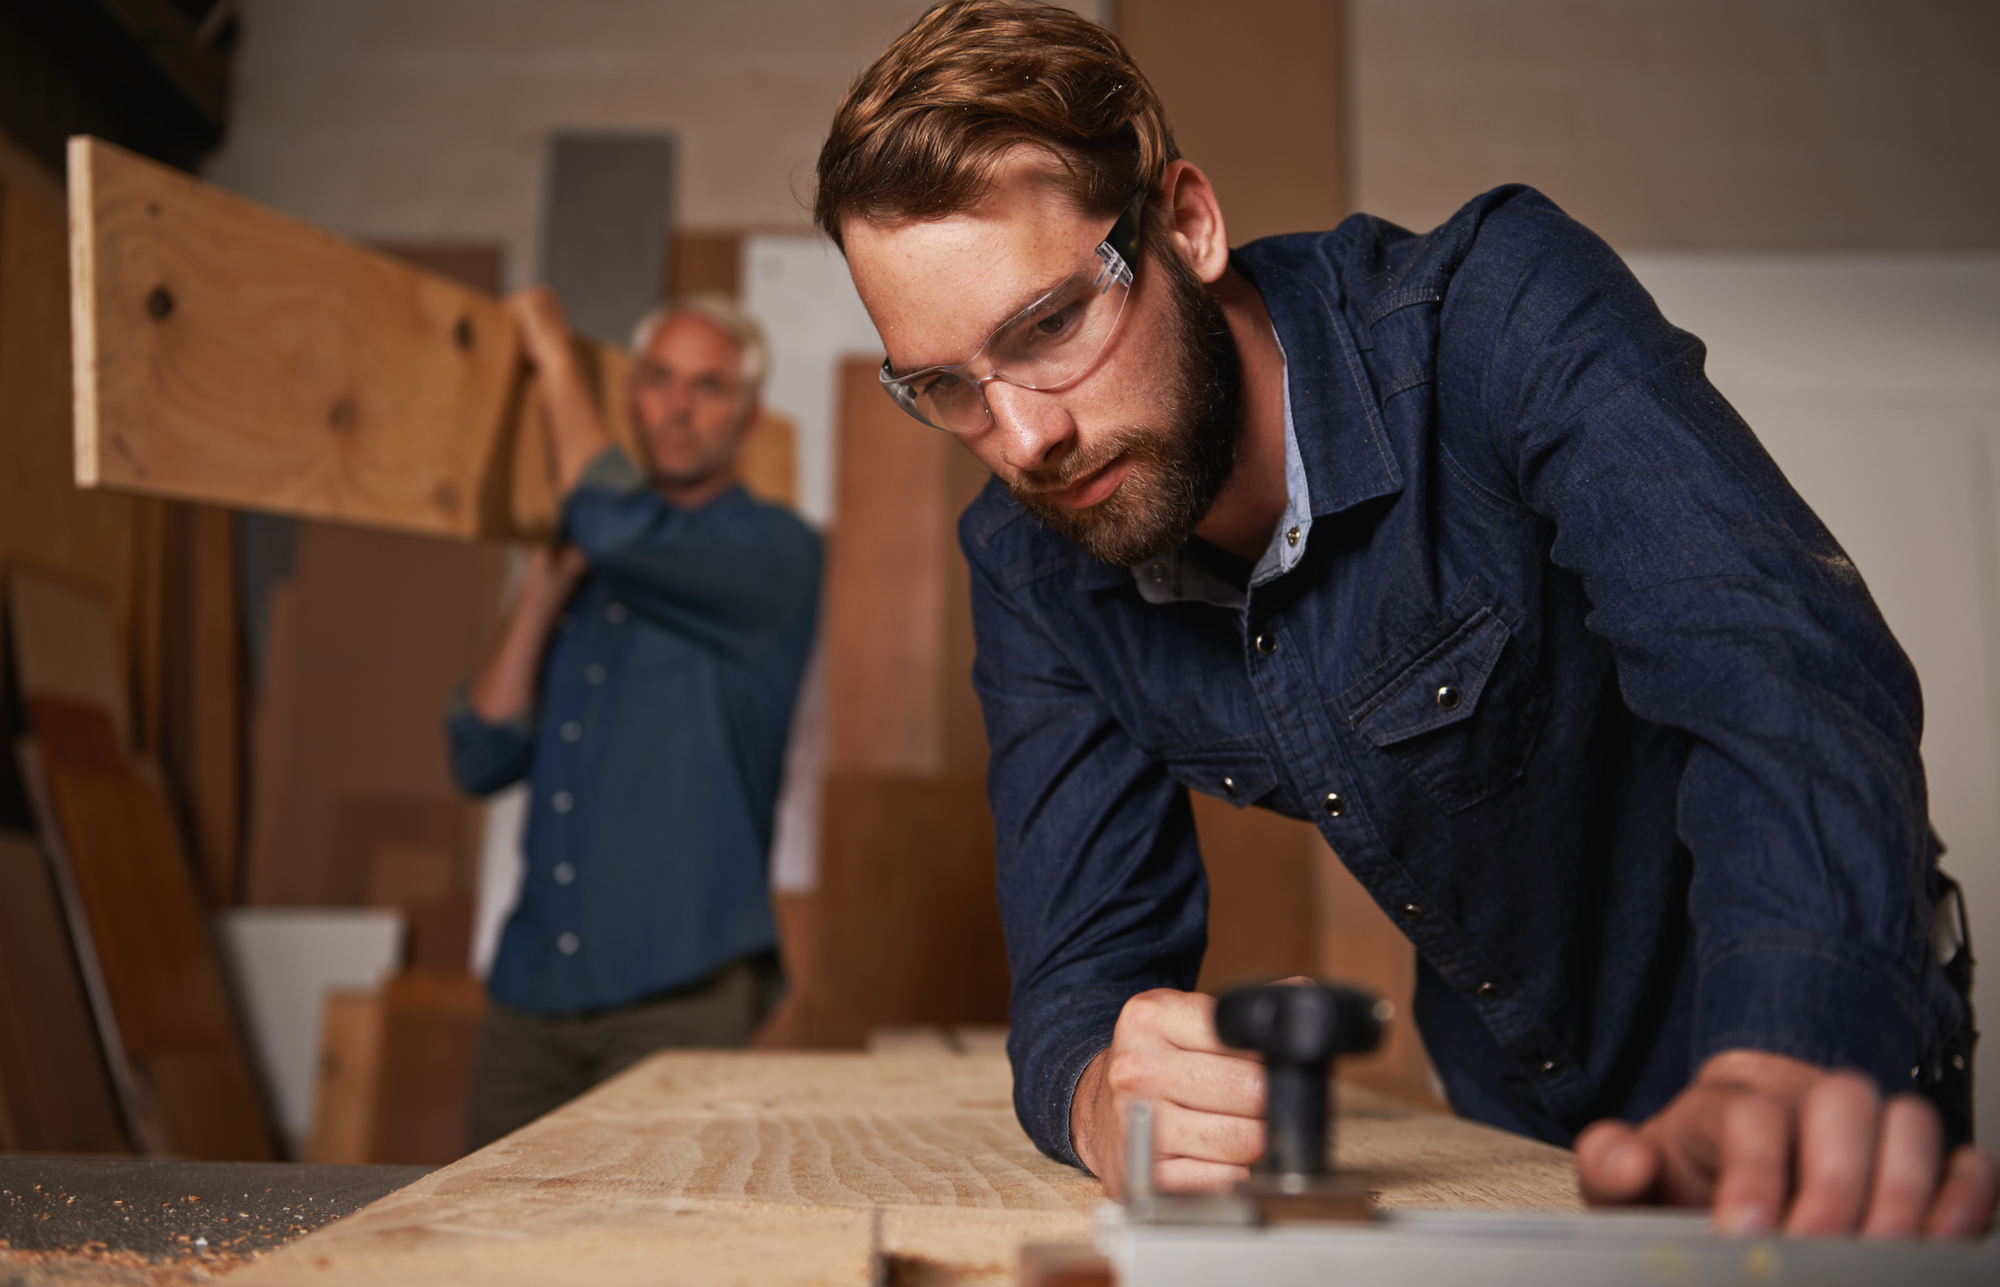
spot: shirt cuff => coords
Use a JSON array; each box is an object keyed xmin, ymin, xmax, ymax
[
  {"xmin": 445, "ymin": 682, "xmax": 532, "ymax": 736},
  {"xmin": 577, "ymin": 444, "xmax": 647, "ymax": 496},
  {"xmin": 1693, "ymin": 932, "xmax": 1940, "ymax": 1096}
]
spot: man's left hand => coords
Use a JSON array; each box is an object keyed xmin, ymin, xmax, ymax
[{"xmin": 1575, "ymin": 1049, "xmax": 1996, "ymax": 1238}]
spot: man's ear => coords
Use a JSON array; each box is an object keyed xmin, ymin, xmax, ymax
[{"xmin": 1159, "ymin": 160, "xmax": 1230, "ymax": 285}]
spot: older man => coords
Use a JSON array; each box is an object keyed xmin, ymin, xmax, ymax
[
  {"xmin": 448, "ymin": 289, "xmax": 820, "ymax": 1148},
  {"xmin": 818, "ymin": 0, "xmax": 1992, "ymax": 1238}
]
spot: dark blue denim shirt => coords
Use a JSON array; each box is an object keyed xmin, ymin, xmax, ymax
[
  {"xmin": 963, "ymin": 186, "xmax": 1966, "ymax": 1167},
  {"xmin": 448, "ymin": 449, "xmax": 821, "ymax": 1014}
]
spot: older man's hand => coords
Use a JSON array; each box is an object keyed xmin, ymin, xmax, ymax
[{"xmin": 1576, "ymin": 1050, "xmax": 1996, "ymax": 1239}]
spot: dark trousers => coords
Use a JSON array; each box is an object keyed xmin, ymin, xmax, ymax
[{"xmin": 467, "ymin": 958, "xmax": 761, "ymax": 1151}]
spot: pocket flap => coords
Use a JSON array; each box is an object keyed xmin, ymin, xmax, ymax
[
  {"xmin": 1348, "ymin": 607, "xmax": 1511, "ymax": 747},
  {"xmin": 1163, "ymin": 744, "xmax": 1280, "ymax": 809}
]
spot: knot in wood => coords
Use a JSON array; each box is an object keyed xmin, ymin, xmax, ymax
[{"xmin": 146, "ymin": 286, "xmax": 175, "ymax": 320}]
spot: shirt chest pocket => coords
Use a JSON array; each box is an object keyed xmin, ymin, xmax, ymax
[{"xmin": 1337, "ymin": 604, "xmax": 1549, "ymax": 814}]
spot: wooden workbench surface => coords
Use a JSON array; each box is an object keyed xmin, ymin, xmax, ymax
[{"xmin": 228, "ymin": 1051, "xmax": 1580, "ymax": 1286}]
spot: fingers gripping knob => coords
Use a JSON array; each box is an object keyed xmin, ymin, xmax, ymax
[{"xmin": 1215, "ymin": 982, "xmax": 1387, "ymax": 1184}]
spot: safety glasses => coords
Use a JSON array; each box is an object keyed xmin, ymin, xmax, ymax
[{"xmin": 879, "ymin": 187, "xmax": 1146, "ymax": 434}]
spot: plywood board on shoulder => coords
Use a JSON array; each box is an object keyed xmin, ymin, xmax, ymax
[{"xmin": 67, "ymin": 138, "xmax": 638, "ymax": 542}]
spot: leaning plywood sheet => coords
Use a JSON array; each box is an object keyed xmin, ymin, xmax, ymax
[
  {"xmin": 0, "ymin": 832, "xmax": 129, "ymax": 1153},
  {"xmin": 229, "ymin": 1052, "xmax": 1579, "ymax": 1287},
  {"xmin": 68, "ymin": 136, "xmax": 627, "ymax": 540},
  {"xmin": 6, "ymin": 565, "xmax": 130, "ymax": 748}
]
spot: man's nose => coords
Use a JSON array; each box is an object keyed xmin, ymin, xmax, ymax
[{"xmin": 983, "ymin": 380, "xmax": 1073, "ymax": 472}]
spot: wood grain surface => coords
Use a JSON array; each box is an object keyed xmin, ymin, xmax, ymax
[{"xmin": 231, "ymin": 1051, "xmax": 1578, "ymax": 1286}]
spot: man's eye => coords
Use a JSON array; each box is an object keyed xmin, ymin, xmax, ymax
[{"xmin": 1029, "ymin": 302, "xmax": 1085, "ymax": 341}]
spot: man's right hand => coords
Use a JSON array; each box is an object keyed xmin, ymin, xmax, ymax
[
  {"xmin": 1070, "ymin": 987, "xmax": 1268, "ymax": 1197},
  {"xmin": 508, "ymin": 285, "xmax": 574, "ymax": 372}
]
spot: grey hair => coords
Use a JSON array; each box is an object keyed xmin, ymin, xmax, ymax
[{"xmin": 629, "ymin": 293, "xmax": 769, "ymax": 393}]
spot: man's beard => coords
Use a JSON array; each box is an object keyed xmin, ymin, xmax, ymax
[{"xmin": 1009, "ymin": 242, "xmax": 1243, "ymax": 566}]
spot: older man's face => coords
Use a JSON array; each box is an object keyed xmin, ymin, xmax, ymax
[
  {"xmin": 842, "ymin": 155, "xmax": 1241, "ymax": 566},
  {"xmin": 629, "ymin": 313, "xmax": 755, "ymax": 489}
]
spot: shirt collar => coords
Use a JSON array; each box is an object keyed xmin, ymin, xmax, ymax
[{"xmin": 1082, "ymin": 244, "xmax": 1402, "ymax": 601}]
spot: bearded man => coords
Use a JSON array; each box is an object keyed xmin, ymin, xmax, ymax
[
  {"xmin": 817, "ymin": 0, "xmax": 1993, "ymax": 1237},
  {"xmin": 447, "ymin": 289, "xmax": 820, "ymax": 1149}
]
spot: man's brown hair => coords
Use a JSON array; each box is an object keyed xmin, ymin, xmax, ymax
[{"xmin": 814, "ymin": 0, "xmax": 1178, "ymax": 247}]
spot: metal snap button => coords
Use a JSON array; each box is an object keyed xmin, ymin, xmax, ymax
[
  {"xmin": 606, "ymin": 602, "xmax": 628, "ymax": 624},
  {"xmin": 1475, "ymin": 981, "xmax": 1499, "ymax": 1000},
  {"xmin": 557, "ymin": 932, "xmax": 580, "ymax": 955},
  {"xmin": 1149, "ymin": 563, "xmax": 1166, "ymax": 584},
  {"xmin": 1285, "ymin": 526, "xmax": 1300, "ymax": 548},
  {"xmin": 1254, "ymin": 633, "xmax": 1277, "ymax": 655},
  {"xmin": 1322, "ymin": 792, "xmax": 1346, "ymax": 818},
  {"xmin": 1436, "ymin": 685, "xmax": 1462, "ymax": 710},
  {"xmin": 1539, "ymin": 1060, "xmax": 1558, "ymax": 1075},
  {"xmin": 1221, "ymin": 776, "xmax": 1238, "ymax": 797},
  {"xmin": 553, "ymin": 861, "xmax": 576, "ymax": 885},
  {"xmin": 552, "ymin": 790, "xmax": 574, "ymax": 814},
  {"xmin": 585, "ymin": 663, "xmax": 607, "ymax": 685},
  {"xmin": 560, "ymin": 720, "xmax": 582, "ymax": 743},
  {"xmin": 1399, "ymin": 903, "xmax": 1425, "ymax": 922}
]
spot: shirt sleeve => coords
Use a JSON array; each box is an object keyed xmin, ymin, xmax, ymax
[
  {"xmin": 444, "ymin": 686, "xmax": 534, "ymax": 796},
  {"xmin": 965, "ymin": 524, "xmax": 1209, "ymax": 1170},
  {"xmin": 561, "ymin": 447, "xmax": 822, "ymax": 662},
  {"xmin": 1441, "ymin": 191, "xmax": 1957, "ymax": 1091}
]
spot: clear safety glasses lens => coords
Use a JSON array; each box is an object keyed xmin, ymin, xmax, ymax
[{"xmin": 881, "ymin": 188, "xmax": 1146, "ymax": 435}]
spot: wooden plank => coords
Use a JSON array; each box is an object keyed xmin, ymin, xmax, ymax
[
  {"xmin": 0, "ymin": 161, "xmax": 174, "ymax": 772},
  {"xmin": 65, "ymin": 137, "xmax": 628, "ymax": 541},
  {"xmin": 226, "ymin": 1051, "xmax": 1578, "ymax": 1287},
  {"xmin": 308, "ymin": 988, "xmax": 386, "ymax": 1165},
  {"xmin": 368, "ymin": 971, "xmax": 484, "ymax": 1166},
  {"xmin": 7, "ymin": 562, "xmax": 130, "ymax": 748},
  {"xmin": 0, "ymin": 832, "xmax": 130, "ymax": 1153},
  {"xmin": 25, "ymin": 697, "xmax": 275, "ymax": 1161}
]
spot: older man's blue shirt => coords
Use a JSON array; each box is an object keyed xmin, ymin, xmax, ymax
[
  {"xmin": 967, "ymin": 186, "xmax": 1966, "ymax": 1165},
  {"xmin": 448, "ymin": 451, "xmax": 821, "ymax": 1014}
]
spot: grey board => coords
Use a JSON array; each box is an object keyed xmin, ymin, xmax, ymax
[{"xmin": 537, "ymin": 132, "xmax": 675, "ymax": 346}]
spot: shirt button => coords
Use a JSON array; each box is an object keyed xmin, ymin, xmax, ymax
[
  {"xmin": 553, "ymin": 861, "xmax": 576, "ymax": 885},
  {"xmin": 1475, "ymin": 981, "xmax": 1500, "ymax": 1000},
  {"xmin": 1221, "ymin": 776, "xmax": 1238, "ymax": 797},
  {"xmin": 1148, "ymin": 563, "xmax": 1165, "ymax": 584},
  {"xmin": 1254, "ymin": 633, "xmax": 1277, "ymax": 655},
  {"xmin": 585, "ymin": 663, "xmax": 607, "ymax": 685},
  {"xmin": 1285, "ymin": 526, "xmax": 1300, "ymax": 548},
  {"xmin": 556, "ymin": 931, "xmax": 580, "ymax": 955},
  {"xmin": 1539, "ymin": 1060, "xmax": 1559, "ymax": 1076},
  {"xmin": 605, "ymin": 602, "xmax": 627, "ymax": 624},
  {"xmin": 551, "ymin": 790, "xmax": 574, "ymax": 814},
  {"xmin": 1436, "ymin": 684, "xmax": 1463, "ymax": 711},
  {"xmin": 1399, "ymin": 903, "xmax": 1425, "ymax": 922},
  {"xmin": 1322, "ymin": 792, "xmax": 1346, "ymax": 818},
  {"xmin": 560, "ymin": 720, "xmax": 582, "ymax": 743}
]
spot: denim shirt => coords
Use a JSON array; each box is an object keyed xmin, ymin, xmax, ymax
[
  {"xmin": 964, "ymin": 186, "xmax": 1966, "ymax": 1166},
  {"xmin": 448, "ymin": 449, "xmax": 822, "ymax": 1014}
]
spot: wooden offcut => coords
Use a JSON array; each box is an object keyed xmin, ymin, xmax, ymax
[{"xmin": 228, "ymin": 1050, "xmax": 1579, "ymax": 1287}]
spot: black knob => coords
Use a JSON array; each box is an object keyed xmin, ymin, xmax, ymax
[{"xmin": 1215, "ymin": 982, "xmax": 1384, "ymax": 1182}]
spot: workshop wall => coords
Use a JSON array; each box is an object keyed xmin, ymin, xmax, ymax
[{"xmin": 1351, "ymin": 0, "xmax": 1999, "ymax": 250}]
